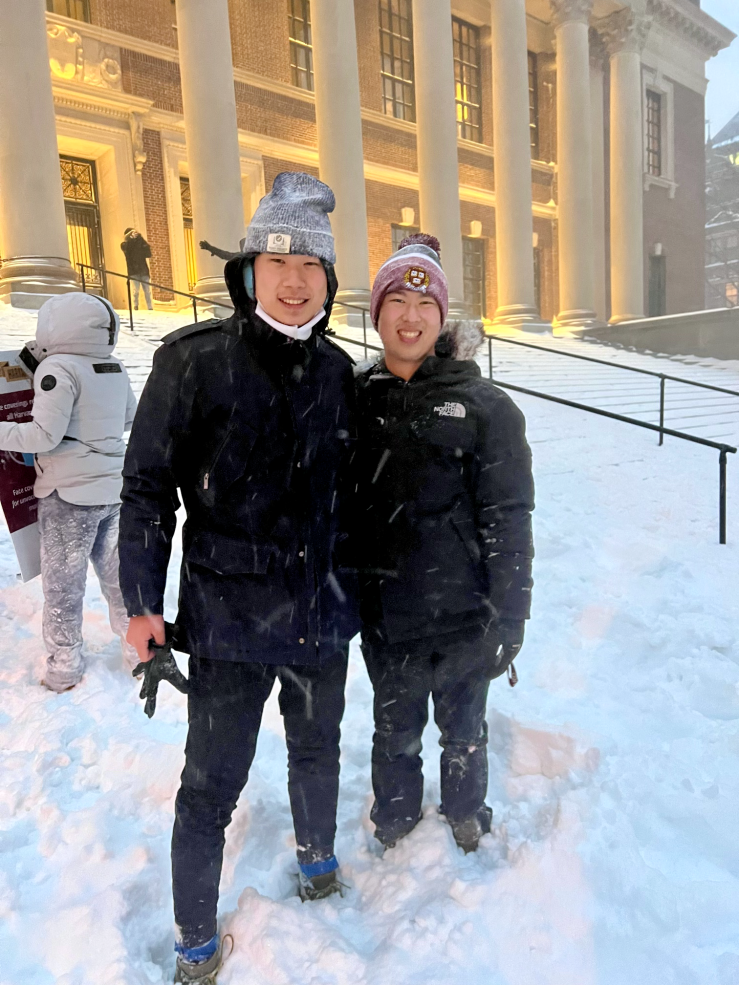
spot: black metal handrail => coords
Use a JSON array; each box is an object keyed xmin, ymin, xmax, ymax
[
  {"xmin": 78, "ymin": 263, "xmax": 234, "ymax": 333},
  {"xmin": 330, "ymin": 333, "xmax": 736, "ymax": 544},
  {"xmin": 486, "ymin": 334, "xmax": 739, "ymax": 448}
]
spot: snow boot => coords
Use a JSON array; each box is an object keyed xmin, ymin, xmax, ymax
[
  {"xmin": 449, "ymin": 806, "xmax": 493, "ymax": 854},
  {"xmin": 174, "ymin": 935, "xmax": 232, "ymax": 984},
  {"xmin": 298, "ymin": 855, "xmax": 343, "ymax": 901}
]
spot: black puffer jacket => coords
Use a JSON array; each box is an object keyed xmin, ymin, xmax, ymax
[
  {"xmin": 355, "ymin": 325, "xmax": 534, "ymax": 644},
  {"xmin": 119, "ymin": 255, "xmax": 359, "ymax": 664}
]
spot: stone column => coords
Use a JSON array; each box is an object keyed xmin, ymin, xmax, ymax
[
  {"xmin": 589, "ymin": 29, "xmax": 608, "ymax": 323},
  {"xmin": 311, "ymin": 0, "xmax": 370, "ymax": 315},
  {"xmin": 550, "ymin": 0, "xmax": 602, "ymax": 332},
  {"xmin": 175, "ymin": 0, "xmax": 244, "ymax": 303},
  {"xmin": 600, "ymin": 6, "xmax": 651, "ymax": 323},
  {"xmin": 490, "ymin": 0, "xmax": 548, "ymax": 331},
  {"xmin": 412, "ymin": 0, "xmax": 466, "ymax": 316},
  {"xmin": 0, "ymin": 0, "xmax": 77, "ymax": 307}
]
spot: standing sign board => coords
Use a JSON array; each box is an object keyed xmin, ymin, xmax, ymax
[{"xmin": 0, "ymin": 352, "xmax": 40, "ymax": 581}]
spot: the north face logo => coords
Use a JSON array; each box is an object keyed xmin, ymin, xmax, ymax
[
  {"xmin": 433, "ymin": 402, "xmax": 466, "ymax": 418},
  {"xmin": 404, "ymin": 266, "xmax": 429, "ymax": 290}
]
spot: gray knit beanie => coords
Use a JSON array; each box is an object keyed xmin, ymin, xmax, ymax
[{"xmin": 242, "ymin": 172, "xmax": 336, "ymax": 264}]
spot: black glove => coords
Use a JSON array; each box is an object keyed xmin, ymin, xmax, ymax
[
  {"xmin": 496, "ymin": 619, "xmax": 525, "ymax": 687},
  {"xmin": 132, "ymin": 637, "xmax": 189, "ymax": 718}
]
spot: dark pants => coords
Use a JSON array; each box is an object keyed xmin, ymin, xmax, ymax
[
  {"xmin": 172, "ymin": 649, "xmax": 348, "ymax": 948},
  {"xmin": 362, "ymin": 627, "xmax": 498, "ymax": 846}
]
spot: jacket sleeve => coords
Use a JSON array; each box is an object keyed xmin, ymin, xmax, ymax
[
  {"xmin": 119, "ymin": 342, "xmax": 189, "ymax": 617},
  {"xmin": 0, "ymin": 362, "xmax": 76, "ymax": 454},
  {"xmin": 472, "ymin": 387, "xmax": 535, "ymax": 622},
  {"xmin": 124, "ymin": 379, "xmax": 138, "ymax": 431}
]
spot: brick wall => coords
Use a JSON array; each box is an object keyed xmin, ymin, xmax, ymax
[
  {"xmin": 263, "ymin": 157, "xmax": 320, "ymax": 194},
  {"xmin": 229, "ymin": 0, "xmax": 291, "ymax": 82},
  {"xmin": 458, "ymin": 147, "xmax": 493, "ymax": 193},
  {"xmin": 235, "ymin": 83, "xmax": 316, "ymax": 147},
  {"xmin": 140, "ymin": 129, "xmax": 174, "ymax": 301},
  {"xmin": 90, "ymin": 0, "xmax": 177, "ymax": 49},
  {"xmin": 362, "ymin": 120, "xmax": 417, "ymax": 172},
  {"xmin": 366, "ymin": 181, "xmax": 419, "ymax": 279},
  {"xmin": 642, "ymin": 80, "xmax": 706, "ymax": 314},
  {"xmin": 121, "ymin": 50, "xmax": 183, "ymax": 114},
  {"xmin": 356, "ymin": 0, "xmax": 384, "ymax": 113}
]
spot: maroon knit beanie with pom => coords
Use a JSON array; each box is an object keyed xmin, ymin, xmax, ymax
[{"xmin": 370, "ymin": 233, "xmax": 449, "ymax": 328}]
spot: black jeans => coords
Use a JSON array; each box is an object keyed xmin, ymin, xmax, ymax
[
  {"xmin": 172, "ymin": 649, "xmax": 348, "ymax": 948},
  {"xmin": 362, "ymin": 627, "xmax": 498, "ymax": 845}
]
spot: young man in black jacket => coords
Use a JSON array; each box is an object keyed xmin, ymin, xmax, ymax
[
  {"xmin": 119, "ymin": 173, "xmax": 359, "ymax": 982},
  {"xmin": 355, "ymin": 234, "xmax": 534, "ymax": 854}
]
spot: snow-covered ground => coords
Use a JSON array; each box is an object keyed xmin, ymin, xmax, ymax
[{"xmin": 1, "ymin": 305, "xmax": 739, "ymax": 984}]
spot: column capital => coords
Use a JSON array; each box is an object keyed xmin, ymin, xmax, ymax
[
  {"xmin": 597, "ymin": 7, "xmax": 652, "ymax": 57},
  {"xmin": 549, "ymin": 0, "xmax": 594, "ymax": 30},
  {"xmin": 588, "ymin": 26, "xmax": 608, "ymax": 71}
]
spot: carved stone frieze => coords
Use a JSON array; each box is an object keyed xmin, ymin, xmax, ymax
[
  {"xmin": 47, "ymin": 21, "xmax": 122, "ymax": 91},
  {"xmin": 646, "ymin": 0, "xmax": 732, "ymax": 59},
  {"xmin": 549, "ymin": 0, "xmax": 594, "ymax": 29},
  {"xmin": 597, "ymin": 7, "xmax": 653, "ymax": 57},
  {"xmin": 129, "ymin": 113, "xmax": 147, "ymax": 174}
]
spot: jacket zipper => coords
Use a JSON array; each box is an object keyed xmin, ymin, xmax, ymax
[{"xmin": 203, "ymin": 424, "xmax": 235, "ymax": 491}]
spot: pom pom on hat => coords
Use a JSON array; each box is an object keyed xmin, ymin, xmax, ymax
[
  {"xmin": 397, "ymin": 232, "xmax": 441, "ymax": 255},
  {"xmin": 370, "ymin": 232, "xmax": 449, "ymax": 328}
]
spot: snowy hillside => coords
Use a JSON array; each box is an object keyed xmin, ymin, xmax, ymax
[{"xmin": 1, "ymin": 305, "xmax": 738, "ymax": 984}]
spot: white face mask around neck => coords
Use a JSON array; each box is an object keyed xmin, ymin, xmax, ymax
[{"xmin": 255, "ymin": 302, "xmax": 326, "ymax": 341}]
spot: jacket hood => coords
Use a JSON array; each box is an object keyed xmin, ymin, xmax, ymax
[
  {"xmin": 35, "ymin": 292, "xmax": 120, "ymax": 360},
  {"xmin": 223, "ymin": 253, "xmax": 338, "ymax": 335},
  {"xmin": 435, "ymin": 320, "xmax": 485, "ymax": 360}
]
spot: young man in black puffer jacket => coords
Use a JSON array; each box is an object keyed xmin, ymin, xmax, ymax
[{"xmin": 355, "ymin": 234, "xmax": 534, "ymax": 854}]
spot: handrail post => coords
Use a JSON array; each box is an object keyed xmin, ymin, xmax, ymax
[
  {"xmin": 193, "ymin": 298, "xmax": 198, "ymax": 323},
  {"xmin": 720, "ymin": 448, "xmax": 727, "ymax": 545},
  {"xmin": 659, "ymin": 376, "xmax": 665, "ymax": 446},
  {"xmin": 126, "ymin": 276, "xmax": 134, "ymax": 333},
  {"xmin": 488, "ymin": 337, "xmax": 493, "ymax": 380},
  {"xmin": 80, "ymin": 264, "xmax": 86, "ymax": 294},
  {"xmin": 362, "ymin": 308, "xmax": 368, "ymax": 360}
]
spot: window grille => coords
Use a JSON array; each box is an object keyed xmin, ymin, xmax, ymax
[
  {"xmin": 46, "ymin": 0, "xmax": 91, "ymax": 21},
  {"xmin": 453, "ymin": 18, "xmax": 482, "ymax": 143},
  {"xmin": 646, "ymin": 90, "xmax": 662, "ymax": 177},
  {"xmin": 391, "ymin": 223, "xmax": 419, "ymax": 253},
  {"xmin": 528, "ymin": 52, "xmax": 540, "ymax": 160},
  {"xmin": 463, "ymin": 236, "xmax": 486, "ymax": 318},
  {"xmin": 59, "ymin": 156, "xmax": 105, "ymax": 294},
  {"xmin": 289, "ymin": 0, "xmax": 314, "ymax": 92},
  {"xmin": 180, "ymin": 178, "xmax": 197, "ymax": 293},
  {"xmin": 379, "ymin": 0, "xmax": 415, "ymax": 122}
]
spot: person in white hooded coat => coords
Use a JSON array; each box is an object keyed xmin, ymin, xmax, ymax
[{"xmin": 0, "ymin": 292, "xmax": 138, "ymax": 691}]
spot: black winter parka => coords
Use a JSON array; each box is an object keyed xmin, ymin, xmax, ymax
[
  {"xmin": 119, "ymin": 256, "xmax": 360, "ymax": 665},
  {"xmin": 355, "ymin": 341, "xmax": 534, "ymax": 644}
]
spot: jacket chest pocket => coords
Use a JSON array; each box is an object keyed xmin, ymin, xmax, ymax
[{"xmin": 199, "ymin": 422, "xmax": 259, "ymax": 505}]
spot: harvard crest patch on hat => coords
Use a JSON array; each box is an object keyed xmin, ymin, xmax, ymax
[{"xmin": 404, "ymin": 266, "xmax": 430, "ymax": 291}]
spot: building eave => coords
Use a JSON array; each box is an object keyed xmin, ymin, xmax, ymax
[{"xmin": 647, "ymin": 0, "xmax": 736, "ymax": 60}]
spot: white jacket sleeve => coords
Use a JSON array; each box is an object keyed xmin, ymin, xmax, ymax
[
  {"xmin": 124, "ymin": 380, "xmax": 138, "ymax": 431},
  {"xmin": 0, "ymin": 364, "xmax": 77, "ymax": 454}
]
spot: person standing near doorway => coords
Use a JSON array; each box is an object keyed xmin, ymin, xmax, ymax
[{"xmin": 120, "ymin": 227, "xmax": 153, "ymax": 310}]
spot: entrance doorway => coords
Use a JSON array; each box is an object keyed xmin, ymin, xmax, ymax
[
  {"xmin": 180, "ymin": 177, "xmax": 197, "ymax": 292},
  {"xmin": 60, "ymin": 155, "xmax": 106, "ymax": 295}
]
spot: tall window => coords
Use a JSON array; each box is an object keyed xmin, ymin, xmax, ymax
[
  {"xmin": 528, "ymin": 52, "xmax": 540, "ymax": 159},
  {"xmin": 453, "ymin": 18, "xmax": 482, "ymax": 143},
  {"xmin": 379, "ymin": 0, "xmax": 415, "ymax": 122},
  {"xmin": 289, "ymin": 0, "xmax": 314, "ymax": 92},
  {"xmin": 46, "ymin": 0, "xmax": 91, "ymax": 20},
  {"xmin": 391, "ymin": 223, "xmax": 419, "ymax": 252},
  {"xmin": 463, "ymin": 237, "xmax": 486, "ymax": 318},
  {"xmin": 646, "ymin": 90, "xmax": 662, "ymax": 177},
  {"xmin": 60, "ymin": 156, "xmax": 105, "ymax": 294}
]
